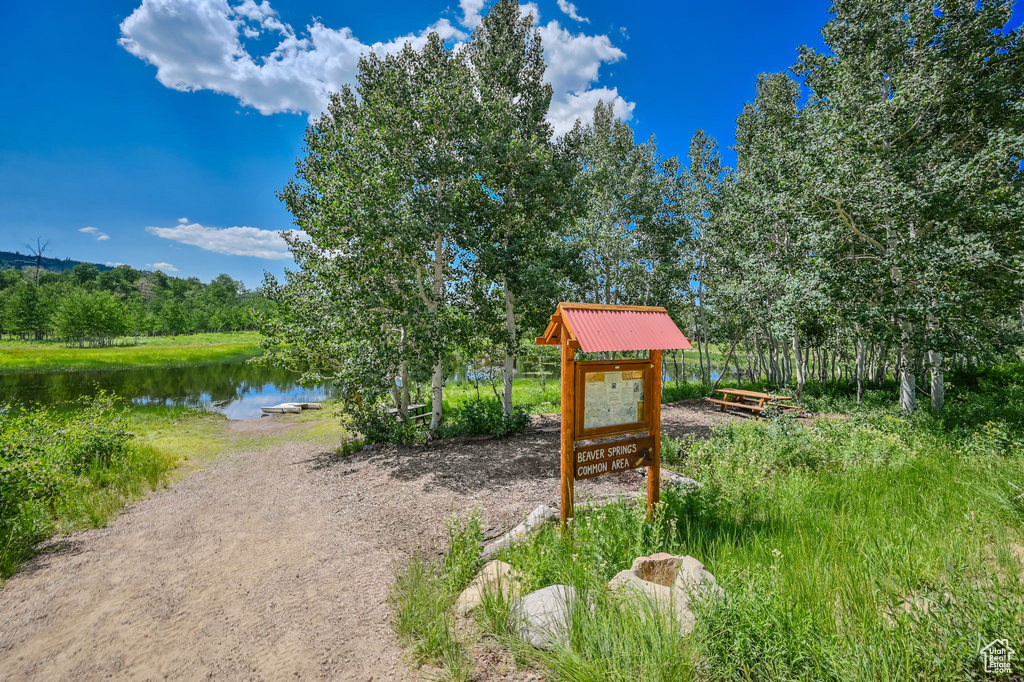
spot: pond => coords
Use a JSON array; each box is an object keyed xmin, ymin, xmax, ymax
[{"xmin": 0, "ymin": 362, "xmax": 333, "ymax": 420}]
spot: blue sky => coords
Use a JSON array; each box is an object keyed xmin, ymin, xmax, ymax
[{"xmin": 3, "ymin": 1, "xmax": 1018, "ymax": 288}]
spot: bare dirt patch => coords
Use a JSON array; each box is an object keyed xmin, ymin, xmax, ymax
[{"xmin": 0, "ymin": 400, "xmax": 734, "ymax": 681}]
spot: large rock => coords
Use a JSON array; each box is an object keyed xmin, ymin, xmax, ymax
[
  {"xmin": 454, "ymin": 560, "xmax": 525, "ymax": 616},
  {"xmin": 510, "ymin": 585, "xmax": 577, "ymax": 649},
  {"xmin": 608, "ymin": 553, "xmax": 722, "ymax": 635}
]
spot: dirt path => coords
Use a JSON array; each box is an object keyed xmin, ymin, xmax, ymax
[{"xmin": 0, "ymin": 401, "xmax": 730, "ymax": 681}]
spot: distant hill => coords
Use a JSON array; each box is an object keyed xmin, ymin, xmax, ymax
[{"xmin": 0, "ymin": 250, "xmax": 113, "ymax": 274}]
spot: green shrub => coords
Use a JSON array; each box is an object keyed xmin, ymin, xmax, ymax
[
  {"xmin": 348, "ymin": 402, "xmax": 421, "ymax": 446},
  {"xmin": 352, "ymin": 397, "xmax": 531, "ymax": 445},
  {"xmin": 0, "ymin": 393, "xmax": 173, "ymax": 578},
  {"xmin": 437, "ymin": 398, "xmax": 530, "ymax": 439},
  {"xmin": 662, "ymin": 381, "xmax": 710, "ymax": 402},
  {"xmin": 660, "ymin": 433, "xmax": 684, "ymax": 465}
]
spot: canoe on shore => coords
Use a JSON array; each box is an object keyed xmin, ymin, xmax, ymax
[
  {"xmin": 261, "ymin": 404, "xmax": 302, "ymax": 414},
  {"xmin": 260, "ymin": 402, "xmax": 322, "ymax": 414}
]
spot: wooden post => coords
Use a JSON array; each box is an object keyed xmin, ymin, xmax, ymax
[
  {"xmin": 560, "ymin": 325, "xmax": 575, "ymax": 531},
  {"xmin": 648, "ymin": 349, "xmax": 662, "ymax": 517}
]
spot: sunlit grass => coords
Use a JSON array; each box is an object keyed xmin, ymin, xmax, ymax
[
  {"xmin": 0, "ymin": 332, "xmax": 263, "ymax": 372},
  {"xmin": 127, "ymin": 404, "xmax": 233, "ymax": 475}
]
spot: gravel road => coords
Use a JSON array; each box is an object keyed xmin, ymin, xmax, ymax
[{"xmin": 0, "ymin": 400, "xmax": 729, "ymax": 681}]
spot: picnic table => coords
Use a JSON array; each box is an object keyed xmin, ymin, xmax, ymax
[
  {"xmin": 386, "ymin": 403, "xmax": 430, "ymax": 422},
  {"xmin": 706, "ymin": 388, "xmax": 800, "ymax": 415}
]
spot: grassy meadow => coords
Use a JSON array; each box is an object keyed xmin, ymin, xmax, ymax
[
  {"xmin": 0, "ymin": 331, "xmax": 263, "ymax": 372},
  {"xmin": 392, "ymin": 367, "xmax": 1024, "ymax": 681}
]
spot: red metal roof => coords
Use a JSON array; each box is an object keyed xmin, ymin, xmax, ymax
[{"xmin": 561, "ymin": 306, "xmax": 693, "ymax": 352}]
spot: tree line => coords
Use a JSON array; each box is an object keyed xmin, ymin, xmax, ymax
[
  {"xmin": 0, "ymin": 263, "xmax": 271, "ymax": 346},
  {"xmin": 261, "ymin": 0, "xmax": 1024, "ymax": 424}
]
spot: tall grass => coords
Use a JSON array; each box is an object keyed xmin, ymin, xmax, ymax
[
  {"xmin": 676, "ymin": 414, "xmax": 1024, "ymax": 680},
  {"xmin": 0, "ymin": 394, "xmax": 179, "ymax": 578},
  {"xmin": 394, "ymin": 367, "xmax": 1024, "ymax": 680},
  {"xmin": 390, "ymin": 512, "xmax": 483, "ymax": 682}
]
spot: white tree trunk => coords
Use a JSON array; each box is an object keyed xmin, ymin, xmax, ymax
[
  {"xmin": 401, "ymin": 361, "xmax": 411, "ymax": 416},
  {"xmin": 855, "ymin": 337, "xmax": 866, "ymax": 403},
  {"xmin": 428, "ymin": 234, "xmax": 445, "ymax": 432},
  {"xmin": 753, "ymin": 332, "xmax": 765, "ymax": 382},
  {"xmin": 501, "ymin": 284, "xmax": 516, "ymax": 416},
  {"xmin": 430, "ymin": 359, "xmax": 443, "ymax": 431},
  {"xmin": 928, "ymin": 350, "xmax": 944, "ymax": 413},
  {"xmin": 696, "ymin": 277, "xmax": 711, "ymax": 386},
  {"xmin": 899, "ymin": 322, "xmax": 917, "ymax": 413},
  {"xmin": 899, "ymin": 364, "xmax": 917, "ymax": 413},
  {"xmin": 793, "ymin": 332, "xmax": 805, "ymax": 401}
]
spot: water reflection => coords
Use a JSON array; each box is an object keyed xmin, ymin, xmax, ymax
[{"xmin": 0, "ymin": 362, "xmax": 332, "ymax": 420}]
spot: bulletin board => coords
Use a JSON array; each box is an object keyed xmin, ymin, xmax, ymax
[{"xmin": 574, "ymin": 358, "xmax": 654, "ymax": 440}]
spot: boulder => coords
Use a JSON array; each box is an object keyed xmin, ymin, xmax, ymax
[
  {"xmin": 510, "ymin": 585, "xmax": 577, "ymax": 649},
  {"xmin": 608, "ymin": 553, "xmax": 722, "ymax": 635},
  {"xmin": 454, "ymin": 560, "xmax": 525, "ymax": 616}
]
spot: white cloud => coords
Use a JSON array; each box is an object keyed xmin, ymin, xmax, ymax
[
  {"xmin": 537, "ymin": 21, "xmax": 629, "ymax": 135},
  {"xmin": 556, "ymin": 0, "xmax": 589, "ymax": 23},
  {"xmin": 119, "ymin": 0, "xmax": 630, "ymax": 133},
  {"xmin": 147, "ymin": 262, "xmax": 179, "ymax": 272},
  {"xmin": 459, "ymin": 0, "xmax": 485, "ymax": 29},
  {"xmin": 146, "ymin": 219, "xmax": 303, "ymax": 259},
  {"xmin": 105, "ymin": 261, "xmax": 127, "ymax": 267},
  {"xmin": 119, "ymin": 0, "xmax": 467, "ymax": 119},
  {"xmin": 79, "ymin": 226, "xmax": 110, "ymax": 241},
  {"xmin": 548, "ymin": 87, "xmax": 635, "ymax": 137}
]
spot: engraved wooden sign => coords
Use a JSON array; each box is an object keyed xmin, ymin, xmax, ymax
[{"xmin": 573, "ymin": 435, "xmax": 654, "ymax": 480}]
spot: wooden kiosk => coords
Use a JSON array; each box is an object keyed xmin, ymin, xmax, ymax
[{"xmin": 536, "ymin": 303, "xmax": 693, "ymax": 528}]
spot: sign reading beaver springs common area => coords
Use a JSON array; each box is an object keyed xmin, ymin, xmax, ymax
[{"xmin": 536, "ymin": 303, "xmax": 693, "ymax": 528}]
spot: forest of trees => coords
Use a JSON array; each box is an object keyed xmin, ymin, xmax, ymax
[
  {"xmin": 0, "ymin": 262, "xmax": 270, "ymax": 346},
  {"xmin": 260, "ymin": 0, "xmax": 1023, "ymax": 422}
]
